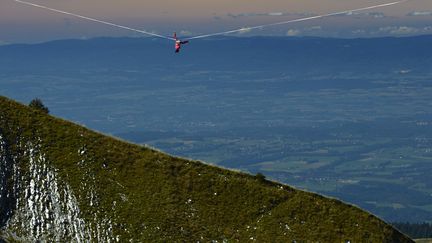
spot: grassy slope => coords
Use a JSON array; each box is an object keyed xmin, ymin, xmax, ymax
[
  {"xmin": 415, "ymin": 239, "xmax": 432, "ymax": 243},
  {"xmin": 0, "ymin": 96, "xmax": 412, "ymax": 242}
]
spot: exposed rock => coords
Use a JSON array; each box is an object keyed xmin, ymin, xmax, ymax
[{"xmin": 0, "ymin": 135, "xmax": 114, "ymax": 242}]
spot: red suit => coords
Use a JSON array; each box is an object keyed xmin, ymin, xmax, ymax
[
  {"xmin": 175, "ymin": 40, "xmax": 181, "ymax": 53},
  {"xmin": 175, "ymin": 40, "xmax": 189, "ymax": 53},
  {"xmin": 174, "ymin": 33, "xmax": 189, "ymax": 53}
]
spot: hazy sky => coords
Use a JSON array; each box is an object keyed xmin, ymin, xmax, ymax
[{"xmin": 1, "ymin": 0, "xmax": 431, "ymax": 43}]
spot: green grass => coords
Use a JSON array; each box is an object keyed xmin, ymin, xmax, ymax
[
  {"xmin": 415, "ymin": 239, "xmax": 432, "ymax": 243},
  {"xmin": 0, "ymin": 95, "xmax": 414, "ymax": 242}
]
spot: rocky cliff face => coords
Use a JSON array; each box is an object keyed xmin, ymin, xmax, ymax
[
  {"xmin": 0, "ymin": 134, "xmax": 115, "ymax": 242},
  {"xmin": 0, "ymin": 132, "xmax": 16, "ymax": 232}
]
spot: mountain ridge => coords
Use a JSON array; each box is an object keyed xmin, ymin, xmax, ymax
[
  {"xmin": 3, "ymin": 33, "xmax": 432, "ymax": 45},
  {"xmin": 1, "ymin": 34, "xmax": 430, "ymax": 77}
]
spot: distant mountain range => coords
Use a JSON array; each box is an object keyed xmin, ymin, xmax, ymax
[{"xmin": 1, "ymin": 35, "xmax": 431, "ymax": 73}]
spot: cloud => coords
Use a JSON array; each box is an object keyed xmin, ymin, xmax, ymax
[
  {"xmin": 286, "ymin": 29, "xmax": 301, "ymax": 36},
  {"xmin": 227, "ymin": 12, "xmax": 313, "ymax": 19},
  {"xmin": 268, "ymin": 12, "xmax": 283, "ymax": 16},
  {"xmin": 351, "ymin": 29, "xmax": 366, "ymax": 35},
  {"xmin": 349, "ymin": 25, "xmax": 432, "ymax": 37},
  {"xmin": 306, "ymin": 26, "xmax": 322, "ymax": 31},
  {"xmin": 287, "ymin": 26, "xmax": 322, "ymax": 36},
  {"xmin": 374, "ymin": 26, "xmax": 432, "ymax": 35},
  {"xmin": 364, "ymin": 12, "xmax": 386, "ymax": 18},
  {"xmin": 0, "ymin": 40, "xmax": 9, "ymax": 46},
  {"xmin": 407, "ymin": 11, "xmax": 432, "ymax": 16},
  {"xmin": 238, "ymin": 27, "xmax": 252, "ymax": 34},
  {"xmin": 335, "ymin": 11, "xmax": 386, "ymax": 18},
  {"xmin": 379, "ymin": 26, "xmax": 420, "ymax": 35}
]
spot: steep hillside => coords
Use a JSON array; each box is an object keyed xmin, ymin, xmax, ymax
[{"xmin": 0, "ymin": 96, "xmax": 412, "ymax": 242}]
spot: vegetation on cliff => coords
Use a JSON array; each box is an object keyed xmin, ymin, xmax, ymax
[{"xmin": 0, "ymin": 96, "xmax": 412, "ymax": 242}]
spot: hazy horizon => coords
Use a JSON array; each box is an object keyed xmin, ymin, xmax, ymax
[{"xmin": 1, "ymin": 0, "xmax": 432, "ymax": 43}]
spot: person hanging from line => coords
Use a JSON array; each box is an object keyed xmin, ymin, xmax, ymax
[{"xmin": 174, "ymin": 32, "xmax": 189, "ymax": 53}]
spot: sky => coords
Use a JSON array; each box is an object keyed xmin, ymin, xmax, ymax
[{"xmin": 1, "ymin": 0, "xmax": 432, "ymax": 43}]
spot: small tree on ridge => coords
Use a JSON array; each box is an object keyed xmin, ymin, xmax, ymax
[{"xmin": 29, "ymin": 98, "xmax": 49, "ymax": 114}]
